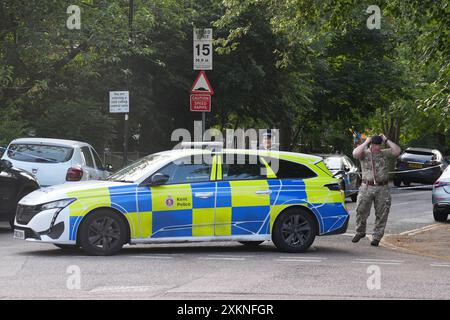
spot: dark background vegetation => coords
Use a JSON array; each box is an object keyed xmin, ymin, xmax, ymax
[{"xmin": 0, "ymin": 0, "xmax": 448, "ymax": 158}]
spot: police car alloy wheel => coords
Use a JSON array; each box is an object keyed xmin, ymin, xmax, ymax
[
  {"xmin": 272, "ymin": 208, "xmax": 317, "ymax": 253},
  {"xmin": 79, "ymin": 210, "xmax": 127, "ymax": 256}
]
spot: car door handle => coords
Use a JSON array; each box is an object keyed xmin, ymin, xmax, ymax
[
  {"xmin": 255, "ymin": 190, "xmax": 272, "ymax": 195},
  {"xmin": 194, "ymin": 192, "xmax": 214, "ymax": 199}
]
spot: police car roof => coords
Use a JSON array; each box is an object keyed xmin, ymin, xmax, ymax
[{"xmin": 156, "ymin": 148, "xmax": 322, "ymax": 164}]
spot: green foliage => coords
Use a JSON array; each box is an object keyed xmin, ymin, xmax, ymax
[
  {"xmin": 0, "ymin": 0, "xmax": 448, "ymax": 157},
  {"xmin": 0, "ymin": 105, "xmax": 26, "ymax": 146}
]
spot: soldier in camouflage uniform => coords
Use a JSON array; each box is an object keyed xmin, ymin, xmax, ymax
[{"xmin": 352, "ymin": 134, "xmax": 401, "ymax": 246}]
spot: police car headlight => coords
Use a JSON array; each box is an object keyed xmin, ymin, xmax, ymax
[{"xmin": 39, "ymin": 198, "xmax": 76, "ymax": 211}]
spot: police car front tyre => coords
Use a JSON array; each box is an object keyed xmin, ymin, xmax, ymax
[
  {"xmin": 79, "ymin": 210, "xmax": 127, "ymax": 256},
  {"xmin": 272, "ymin": 208, "xmax": 317, "ymax": 253}
]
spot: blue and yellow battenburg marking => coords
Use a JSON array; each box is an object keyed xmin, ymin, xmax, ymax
[{"xmin": 66, "ymin": 153, "xmax": 348, "ymax": 241}]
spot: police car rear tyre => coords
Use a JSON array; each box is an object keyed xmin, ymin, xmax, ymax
[
  {"xmin": 239, "ymin": 241, "xmax": 264, "ymax": 246},
  {"xmin": 79, "ymin": 210, "xmax": 126, "ymax": 256},
  {"xmin": 272, "ymin": 208, "xmax": 316, "ymax": 253}
]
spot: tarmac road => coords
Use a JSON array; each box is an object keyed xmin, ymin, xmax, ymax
[{"xmin": 0, "ymin": 185, "xmax": 448, "ymax": 300}]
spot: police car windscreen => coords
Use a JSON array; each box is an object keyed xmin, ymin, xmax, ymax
[
  {"xmin": 7, "ymin": 144, "xmax": 74, "ymax": 163},
  {"xmin": 108, "ymin": 154, "xmax": 169, "ymax": 182}
]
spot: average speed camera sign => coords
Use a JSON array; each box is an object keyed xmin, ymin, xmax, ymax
[{"xmin": 193, "ymin": 28, "xmax": 213, "ymax": 70}]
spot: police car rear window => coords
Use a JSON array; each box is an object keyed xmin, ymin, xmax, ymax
[
  {"xmin": 263, "ymin": 157, "xmax": 317, "ymax": 179},
  {"xmin": 7, "ymin": 144, "xmax": 74, "ymax": 163}
]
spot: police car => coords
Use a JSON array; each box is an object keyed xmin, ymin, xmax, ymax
[{"xmin": 13, "ymin": 149, "xmax": 349, "ymax": 255}]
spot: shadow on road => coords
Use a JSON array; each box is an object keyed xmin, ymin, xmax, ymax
[
  {"xmin": 15, "ymin": 240, "xmax": 357, "ymax": 258},
  {"xmin": 0, "ymin": 227, "xmax": 12, "ymax": 234}
]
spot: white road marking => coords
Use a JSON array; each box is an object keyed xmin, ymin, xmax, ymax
[
  {"xmin": 352, "ymin": 261, "xmax": 402, "ymax": 265},
  {"xmin": 399, "ymin": 224, "xmax": 440, "ymax": 236},
  {"xmin": 391, "ymin": 201, "xmax": 417, "ymax": 207},
  {"xmin": 430, "ymin": 264, "xmax": 450, "ymax": 268},
  {"xmin": 275, "ymin": 259, "xmax": 325, "ymax": 263},
  {"xmin": 277, "ymin": 256, "xmax": 327, "ymax": 260},
  {"xmin": 129, "ymin": 255, "xmax": 174, "ymax": 259},
  {"xmin": 343, "ymin": 233, "xmax": 356, "ymax": 237},
  {"xmin": 90, "ymin": 285, "xmax": 170, "ymax": 293},
  {"xmin": 208, "ymin": 254, "xmax": 255, "ymax": 258},
  {"xmin": 199, "ymin": 257, "xmax": 246, "ymax": 261},
  {"xmin": 353, "ymin": 259, "xmax": 404, "ymax": 263}
]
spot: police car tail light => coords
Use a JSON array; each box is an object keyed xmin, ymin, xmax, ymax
[{"xmin": 66, "ymin": 167, "xmax": 83, "ymax": 181}]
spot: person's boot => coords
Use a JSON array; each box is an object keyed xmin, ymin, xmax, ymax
[
  {"xmin": 371, "ymin": 239, "xmax": 380, "ymax": 247},
  {"xmin": 352, "ymin": 233, "xmax": 366, "ymax": 243}
]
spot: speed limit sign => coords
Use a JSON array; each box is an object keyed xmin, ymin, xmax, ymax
[{"xmin": 193, "ymin": 28, "xmax": 212, "ymax": 70}]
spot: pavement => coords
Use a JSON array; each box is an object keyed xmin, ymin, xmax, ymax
[
  {"xmin": 0, "ymin": 184, "xmax": 449, "ymax": 300},
  {"xmin": 383, "ymin": 224, "xmax": 450, "ymax": 261}
]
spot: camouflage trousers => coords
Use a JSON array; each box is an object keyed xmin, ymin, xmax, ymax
[{"xmin": 355, "ymin": 184, "xmax": 392, "ymax": 241}]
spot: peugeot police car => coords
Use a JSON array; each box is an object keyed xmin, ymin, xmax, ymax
[{"xmin": 14, "ymin": 149, "xmax": 349, "ymax": 255}]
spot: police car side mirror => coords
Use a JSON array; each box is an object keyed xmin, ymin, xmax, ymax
[
  {"xmin": 149, "ymin": 173, "xmax": 169, "ymax": 186},
  {"xmin": 0, "ymin": 159, "xmax": 12, "ymax": 172}
]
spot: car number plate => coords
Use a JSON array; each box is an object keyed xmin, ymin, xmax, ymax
[
  {"xmin": 408, "ymin": 163, "xmax": 422, "ymax": 169},
  {"xmin": 13, "ymin": 229, "xmax": 25, "ymax": 240}
]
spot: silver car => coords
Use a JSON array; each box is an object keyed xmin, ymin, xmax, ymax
[{"xmin": 432, "ymin": 165, "xmax": 450, "ymax": 222}]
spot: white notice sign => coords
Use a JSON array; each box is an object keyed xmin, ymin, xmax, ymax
[
  {"xmin": 193, "ymin": 28, "xmax": 213, "ymax": 70},
  {"xmin": 109, "ymin": 91, "xmax": 129, "ymax": 113}
]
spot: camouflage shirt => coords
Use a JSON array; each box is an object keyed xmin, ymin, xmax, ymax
[{"xmin": 359, "ymin": 149, "xmax": 396, "ymax": 183}]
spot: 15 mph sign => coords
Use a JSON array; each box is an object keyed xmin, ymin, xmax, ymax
[{"xmin": 193, "ymin": 28, "xmax": 212, "ymax": 70}]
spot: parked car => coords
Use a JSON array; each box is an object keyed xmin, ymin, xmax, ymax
[
  {"xmin": 1, "ymin": 138, "xmax": 112, "ymax": 187},
  {"xmin": 432, "ymin": 165, "xmax": 450, "ymax": 222},
  {"xmin": 13, "ymin": 149, "xmax": 349, "ymax": 255},
  {"xmin": 394, "ymin": 148, "xmax": 447, "ymax": 186},
  {"xmin": 319, "ymin": 154, "xmax": 361, "ymax": 202},
  {"xmin": 0, "ymin": 159, "xmax": 40, "ymax": 228}
]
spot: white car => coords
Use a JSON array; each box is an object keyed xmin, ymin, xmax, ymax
[{"xmin": 1, "ymin": 138, "xmax": 111, "ymax": 186}]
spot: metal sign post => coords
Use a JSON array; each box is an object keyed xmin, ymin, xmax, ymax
[{"xmin": 192, "ymin": 28, "xmax": 213, "ymax": 140}]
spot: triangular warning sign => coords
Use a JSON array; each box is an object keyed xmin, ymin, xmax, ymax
[{"xmin": 190, "ymin": 71, "xmax": 214, "ymax": 95}]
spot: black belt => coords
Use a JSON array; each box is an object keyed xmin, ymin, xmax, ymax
[{"xmin": 362, "ymin": 180, "xmax": 388, "ymax": 186}]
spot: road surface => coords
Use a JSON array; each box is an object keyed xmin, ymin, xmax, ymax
[{"xmin": 0, "ymin": 185, "xmax": 448, "ymax": 299}]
